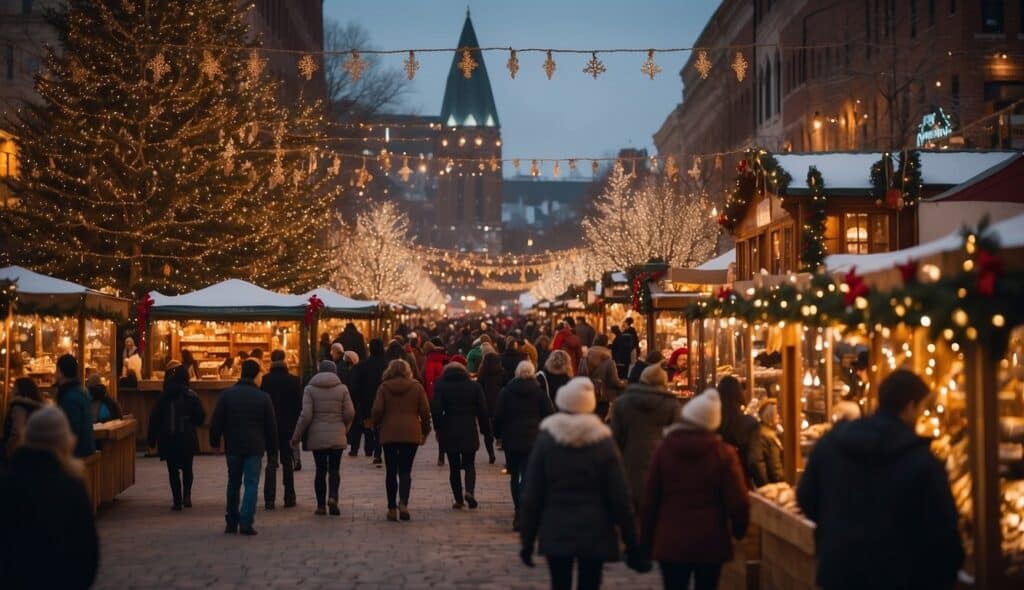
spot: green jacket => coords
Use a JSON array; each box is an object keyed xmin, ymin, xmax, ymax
[{"xmin": 466, "ymin": 346, "xmax": 483, "ymax": 373}]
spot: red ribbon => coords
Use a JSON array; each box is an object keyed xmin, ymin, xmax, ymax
[
  {"xmin": 737, "ymin": 159, "xmax": 748, "ymax": 173},
  {"xmin": 976, "ymin": 250, "xmax": 1003, "ymax": 297},
  {"xmin": 136, "ymin": 293, "xmax": 154, "ymax": 350},
  {"xmin": 305, "ymin": 294, "xmax": 324, "ymax": 327},
  {"xmin": 717, "ymin": 286, "xmax": 733, "ymax": 301},
  {"xmin": 844, "ymin": 267, "xmax": 869, "ymax": 306},
  {"xmin": 896, "ymin": 259, "xmax": 918, "ymax": 284}
]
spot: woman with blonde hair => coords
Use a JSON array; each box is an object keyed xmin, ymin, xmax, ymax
[
  {"xmin": 537, "ymin": 350, "xmax": 573, "ymax": 403},
  {"xmin": 370, "ymin": 359, "xmax": 432, "ymax": 521}
]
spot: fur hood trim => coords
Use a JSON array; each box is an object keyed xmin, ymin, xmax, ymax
[{"xmin": 540, "ymin": 412, "xmax": 612, "ymax": 448}]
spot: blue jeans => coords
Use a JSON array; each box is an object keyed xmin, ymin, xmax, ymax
[{"xmin": 226, "ymin": 455, "xmax": 262, "ymax": 527}]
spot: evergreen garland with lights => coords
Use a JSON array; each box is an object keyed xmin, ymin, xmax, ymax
[
  {"xmin": 0, "ymin": 0, "xmax": 338, "ymax": 298},
  {"xmin": 718, "ymin": 148, "xmax": 792, "ymax": 232},
  {"xmin": 801, "ymin": 166, "xmax": 828, "ymax": 272},
  {"xmin": 870, "ymin": 150, "xmax": 922, "ymax": 209}
]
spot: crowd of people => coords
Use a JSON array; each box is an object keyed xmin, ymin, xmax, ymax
[{"xmin": 0, "ymin": 315, "xmax": 965, "ymax": 590}]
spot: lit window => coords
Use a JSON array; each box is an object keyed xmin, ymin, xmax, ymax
[{"xmin": 844, "ymin": 213, "xmax": 869, "ymax": 254}]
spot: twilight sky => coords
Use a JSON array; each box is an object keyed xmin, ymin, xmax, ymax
[{"xmin": 323, "ymin": 0, "xmax": 717, "ymax": 178}]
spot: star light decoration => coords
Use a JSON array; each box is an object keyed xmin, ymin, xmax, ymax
[
  {"xmin": 688, "ymin": 156, "xmax": 702, "ymax": 181},
  {"xmin": 489, "ymin": 156, "xmax": 500, "ymax": 172},
  {"xmin": 731, "ymin": 51, "xmax": 748, "ymax": 82},
  {"xmin": 351, "ymin": 157, "xmax": 373, "ymax": 189},
  {"xmin": 297, "ymin": 54, "xmax": 318, "ymax": 81},
  {"xmin": 403, "ymin": 51, "xmax": 420, "ymax": 80},
  {"xmin": 398, "ymin": 156, "xmax": 413, "ymax": 182},
  {"xmin": 694, "ymin": 49, "xmax": 712, "ymax": 79},
  {"xmin": 664, "ymin": 155, "xmax": 679, "ymax": 180},
  {"xmin": 583, "ymin": 52, "xmax": 607, "ymax": 79},
  {"xmin": 459, "ymin": 47, "xmax": 479, "ymax": 79},
  {"xmin": 343, "ymin": 50, "xmax": 367, "ymax": 82},
  {"xmin": 199, "ymin": 50, "xmax": 221, "ymax": 81},
  {"xmin": 553, "ymin": 161, "xmax": 561, "ymax": 178},
  {"xmin": 543, "ymin": 50, "xmax": 557, "ymax": 80},
  {"xmin": 513, "ymin": 158, "xmax": 521, "ymax": 173},
  {"xmin": 641, "ymin": 49, "xmax": 662, "ymax": 80},
  {"xmin": 506, "ymin": 49, "xmax": 520, "ymax": 79},
  {"xmin": 328, "ymin": 155, "xmax": 342, "ymax": 176},
  {"xmin": 147, "ymin": 52, "xmax": 170, "ymax": 84}
]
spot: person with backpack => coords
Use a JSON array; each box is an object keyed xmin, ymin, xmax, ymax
[
  {"xmin": 148, "ymin": 364, "xmax": 206, "ymax": 510},
  {"xmin": 536, "ymin": 350, "xmax": 572, "ymax": 405},
  {"xmin": 261, "ymin": 349, "xmax": 303, "ymax": 510},
  {"xmin": 577, "ymin": 335, "xmax": 625, "ymax": 421}
]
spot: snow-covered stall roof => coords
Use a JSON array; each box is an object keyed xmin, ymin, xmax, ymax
[
  {"xmin": 697, "ymin": 249, "xmax": 736, "ymax": 271},
  {"xmin": 304, "ymin": 289, "xmax": 379, "ymax": 317},
  {"xmin": 149, "ymin": 279, "xmax": 308, "ymax": 319},
  {"xmin": 778, "ymin": 151, "xmax": 1019, "ymax": 192},
  {"xmin": 0, "ymin": 266, "xmax": 130, "ymax": 319}
]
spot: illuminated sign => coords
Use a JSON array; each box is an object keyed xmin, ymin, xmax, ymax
[{"xmin": 916, "ymin": 106, "xmax": 953, "ymax": 147}]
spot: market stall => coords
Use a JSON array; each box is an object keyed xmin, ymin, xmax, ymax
[{"xmin": 305, "ymin": 288, "xmax": 379, "ymax": 359}]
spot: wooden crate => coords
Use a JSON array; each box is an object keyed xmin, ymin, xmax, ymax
[{"xmin": 751, "ymin": 494, "xmax": 818, "ymax": 590}]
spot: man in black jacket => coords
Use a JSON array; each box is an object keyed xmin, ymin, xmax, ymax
[
  {"xmin": 260, "ymin": 350, "xmax": 301, "ymax": 510},
  {"xmin": 337, "ymin": 323, "xmax": 367, "ymax": 361},
  {"xmin": 797, "ymin": 369, "xmax": 963, "ymax": 590},
  {"xmin": 210, "ymin": 360, "xmax": 278, "ymax": 535},
  {"xmin": 349, "ymin": 339, "xmax": 388, "ymax": 462}
]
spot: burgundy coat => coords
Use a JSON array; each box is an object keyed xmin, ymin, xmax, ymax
[{"xmin": 641, "ymin": 425, "xmax": 750, "ymax": 564}]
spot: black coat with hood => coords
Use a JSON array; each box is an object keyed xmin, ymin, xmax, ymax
[
  {"xmin": 796, "ymin": 412, "xmax": 964, "ymax": 590},
  {"xmin": 536, "ymin": 369, "xmax": 571, "ymax": 403},
  {"xmin": 352, "ymin": 341, "xmax": 388, "ymax": 419},
  {"xmin": 610, "ymin": 382, "xmax": 680, "ymax": 505},
  {"xmin": 339, "ymin": 325, "xmax": 367, "ymax": 361},
  {"xmin": 492, "ymin": 377, "xmax": 555, "ymax": 453},
  {"xmin": 148, "ymin": 383, "xmax": 206, "ymax": 462},
  {"xmin": 431, "ymin": 366, "xmax": 492, "ymax": 453},
  {"xmin": 476, "ymin": 363, "xmax": 506, "ymax": 417}
]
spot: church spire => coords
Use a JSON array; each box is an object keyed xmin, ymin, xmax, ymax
[{"xmin": 440, "ymin": 11, "xmax": 500, "ymax": 128}]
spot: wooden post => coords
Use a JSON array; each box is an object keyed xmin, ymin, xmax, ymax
[
  {"xmin": 867, "ymin": 332, "xmax": 882, "ymax": 415},
  {"xmin": 108, "ymin": 320, "xmax": 118, "ymax": 400},
  {"xmin": 964, "ymin": 341, "xmax": 1005, "ymax": 589},
  {"xmin": 781, "ymin": 322, "xmax": 802, "ymax": 484},
  {"xmin": 645, "ymin": 310, "xmax": 656, "ymax": 358},
  {"xmin": 824, "ymin": 327, "xmax": 834, "ymax": 422},
  {"xmin": 2, "ymin": 305, "xmax": 12, "ymax": 421}
]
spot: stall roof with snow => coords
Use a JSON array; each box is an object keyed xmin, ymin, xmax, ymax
[
  {"xmin": 149, "ymin": 279, "xmax": 308, "ymax": 319},
  {"xmin": 0, "ymin": 265, "xmax": 130, "ymax": 320},
  {"xmin": 697, "ymin": 249, "xmax": 736, "ymax": 271}
]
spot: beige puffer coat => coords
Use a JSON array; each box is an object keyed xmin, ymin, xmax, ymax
[{"xmin": 292, "ymin": 371, "xmax": 355, "ymax": 450}]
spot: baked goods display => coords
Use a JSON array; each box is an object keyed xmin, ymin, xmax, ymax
[{"xmin": 756, "ymin": 482, "xmax": 801, "ymax": 515}]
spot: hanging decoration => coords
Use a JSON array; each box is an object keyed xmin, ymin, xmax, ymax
[
  {"xmin": 147, "ymin": 51, "xmax": 170, "ymax": 84},
  {"xmin": 694, "ymin": 49, "xmax": 712, "ymax": 79},
  {"xmin": 398, "ymin": 156, "xmax": 413, "ymax": 182},
  {"xmin": 664, "ymin": 155, "xmax": 679, "ymax": 180},
  {"xmin": 513, "ymin": 158, "xmax": 521, "ymax": 173},
  {"xmin": 897, "ymin": 259, "xmax": 919, "ymax": 284},
  {"xmin": 403, "ymin": 50, "xmax": 419, "ymax": 80},
  {"xmin": 687, "ymin": 156, "xmax": 702, "ymax": 181},
  {"xmin": 976, "ymin": 249, "xmax": 1003, "ymax": 297},
  {"xmin": 507, "ymin": 49, "xmax": 520, "ymax": 79},
  {"xmin": 543, "ymin": 50, "xmax": 557, "ymax": 80},
  {"xmin": 592, "ymin": 160, "xmax": 600, "ymax": 175},
  {"xmin": 297, "ymin": 54, "xmax": 318, "ymax": 81},
  {"xmin": 715, "ymin": 154, "xmax": 723, "ymax": 170},
  {"xmin": 800, "ymin": 166, "xmax": 828, "ymax": 272},
  {"xmin": 246, "ymin": 48, "xmax": 266, "ymax": 80},
  {"xmin": 843, "ymin": 267, "xmax": 870, "ymax": 307},
  {"xmin": 351, "ymin": 157, "xmax": 373, "ymax": 189},
  {"xmin": 628, "ymin": 265, "xmax": 667, "ymax": 313},
  {"xmin": 530, "ymin": 159, "xmax": 540, "ymax": 177},
  {"xmin": 328, "ymin": 155, "xmax": 341, "ymax": 176},
  {"xmin": 136, "ymin": 293, "xmax": 154, "ymax": 350},
  {"xmin": 459, "ymin": 47, "xmax": 479, "ymax": 79},
  {"xmin": 489, "ymin": 155, "xmax": 500, "ymax": 172},
  {"xmin": 718, "ymin": 148, "xmax": 792, "ymax": 232},
  {"xmin": 378, "ymin": 148, "xmax": 392, "ymax": 173},
  {"xmin": 343, "ymin": 50, "xmax": 367, "ymax": 82},
  {"xmin": 569, "ymin": 159, "xmax": 577, "ymax": 172},
  {"xmin": 583, "ymin": 52, "xmax": 607, "ymax": 79},
  {"xmin": 871, "ymin": 150, "xmax": 922, "ymax": 210},
  {"xmin": 199, "ymin": 50, "xmax": 221, "ymax": 81},
  {"xmin": 552, "ymin": 160, "xmax": 561, "ymax": 178},
  {"xmin": 648, "ymin": 155, "xmax": 659, "ymax": 172},
  {"xmin": 304, "ymin": 294, "xmax": 324, "ymax": 327},
  {"xmin": 641, "ymin": 49, "xmax": 662, "ymax": 80},
  {"xmin": 731, "ymin": 51, "xmax": 749, "ymax": 82}
]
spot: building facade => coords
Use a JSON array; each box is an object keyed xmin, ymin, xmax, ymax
[{"xmin": 0, "ymin": 0, "xmax": 59, "ymax": 124}]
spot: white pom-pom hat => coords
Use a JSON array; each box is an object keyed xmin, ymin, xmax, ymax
[{"xmin": 555, "ymin": 377, "xmax": 597, "ymax": 414}]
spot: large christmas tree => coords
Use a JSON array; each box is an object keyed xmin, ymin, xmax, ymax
[{"xmin": 1, "ymin": 0, "xmax": 338, "ymax": 296}]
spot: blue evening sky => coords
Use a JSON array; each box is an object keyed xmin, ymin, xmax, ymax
[{"xmin": 323, "ymin": 0, "xmax": 717, "ymax": 178}]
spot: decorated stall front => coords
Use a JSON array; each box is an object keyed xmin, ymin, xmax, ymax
[{"xmin": 305, "ymin": 288, "xmax": 380, "ymax": 359}]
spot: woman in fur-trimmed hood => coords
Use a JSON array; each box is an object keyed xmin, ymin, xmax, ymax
[{"xmin": 519, "ymin": 377, "xmax": 650, "ymax": 588}]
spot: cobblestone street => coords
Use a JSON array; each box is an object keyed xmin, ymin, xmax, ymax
[{"xmin": 94, "ymin": 439, "xmax": 660, "ymax": 589}]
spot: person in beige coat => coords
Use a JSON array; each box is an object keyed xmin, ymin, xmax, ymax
[
  {"xmin": 577, "ymin": 335, "xmax": 626, "ymax": 421},
  {"xmin": 291, "ymin": 360, "xmax": 354, "ymax": 516},
  {"xmin": 370, "ymin": 359, "xmax": 432, "ymax": 522}
]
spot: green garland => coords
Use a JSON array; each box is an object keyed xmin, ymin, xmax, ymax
[
  {"xmin": 718, "ymin": 148, "xmax": 792, "ymax": 232},
  {"xmin": 800, "ymin": 166, "xmax": 828, "ymax": 272},
  {"xmin": 870, "ymin": 150, "xmax": 922, "ymax": 208}
]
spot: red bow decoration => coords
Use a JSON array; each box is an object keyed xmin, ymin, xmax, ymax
[
  {"xmin": 305, "ymin": 294, "xmax": 324, "ymax": 327},
  {"xmin": 737, "ymin": 159, "xmax": 749, "ymax": 173},
  {"xmin": 136, "ymin": 293, "xmax": 154, "ymax": 350},
  {"xmin": 976, "ymin": 250, "xmax": 1003, "ymax": 297},
  {"xmin": 717, "ymin": 286, "xmax": 733, "ymax": 301},
  {"xmin": 717, "ymin": 212, "xmax": 728, "ymax": 227},
  {"xmin": 896, "ymin": 259, "xmax": 918, "ymax": 284},
  {"xmin": 843, "ymin": 267, "xmax": 869, "ymax": 306}
]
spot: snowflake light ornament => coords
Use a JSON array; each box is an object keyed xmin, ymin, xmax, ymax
[
  {"xmin": 246, "ymin": 49, "xmax": 266, "ymax": 80},
  {"xmin": 641, "ymin": 49, "xmax": 661, "ymax": 80},
  {"xmin": 398, "ymin": 156, "xmax": 413, "ymax": 182},
  {"xmin": 459, "ymin": 47, "xmax": 478, "ymax": 79},
  {"xmin": 297, "ymin": 54, "xmax": 318, "ymax": 81},
  {"xmin": 404, "ymin": 51, "xmax": 420, "ymax": 80},
  {"xmin": 507, "ymin": 49, "xmax": 520, "ymax": 79},
  {"xmin": 199, "ymin": 50, "xmax": 221, "ymax": 81},
  {"xmin": 688, "ymin": 156, "xmax": 702, "ymax": 181},
  {"xmin": 694, "ymin": 49, "xmax": 712, "ymax": 80},
  {"xmin": 732, "ymin": 51, "xmax": 748, "ymax": 82},
  {"xmin": 343, "ymin": 50, "xmax": 367, "ymax": 82},
  {"xmin": 583, "ymin": 52, "xmax": 607, "ymax": 79},
  {"xmin": 543, "ymin": 50, "xmax": 556, "ymax": 80}
]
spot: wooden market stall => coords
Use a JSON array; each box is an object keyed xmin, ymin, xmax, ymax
[{"xmin": 305, "ymin": 288, "xmax": 380, "ymax": 359}]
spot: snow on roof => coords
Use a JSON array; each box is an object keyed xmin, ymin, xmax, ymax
[
  {"xmin": 697, "ymin": 249, "xmax": 735, "ymax": 271},
  {"xmin": 610, "ymin": 271, "xmax": 628, "ymax": 283},
  {"xmin": 826, "ymin": 211, "xmax": 1024, "ymax": 274},
  {"xmin": 779, "ymin": 151, "xmax": 1019, "ymax": 191},
  {"xmin": 0, "ymin": 265, "xmax": 101, "ymax": 295},
  {"xmin": 150, "ymin": 279, "xmax": 306, "ymax": 309},
  {"xmin": 303, "ymin": 289, "xmax": 378, "ymax": 312}
]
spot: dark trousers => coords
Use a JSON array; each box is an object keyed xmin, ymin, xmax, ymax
[
  {"xmin": 505, "ymin": 449, "xmax": 530, "ymax": 511},
  {"xmin": 546, "ymin": 556, "xmax": 604, "ymax": 590},
  {"xmin": 483, "ymin": 432, "xmax": 496, "ymax": 460},
  {"xmin": 595, "ymin": 401, "xmax": 610, "ymax": 421},
  {"xmin": 347, "ymin": 419, "xmax": 377, "ymax": 456},
  {"xmin": 264, "ymin": 441, "xmax": 295, "ymax": 505},
  {"xmin": 446, "ymin": 450, "xmax": 476, "ymax": 502},
  {"xmin": 312, "ymin": 449, "xmax": 342, "ymax": 507},
  {"xmin": 166, "ymin": 455, "xmax": 194, "ymax": 506},
  {"xmin": 659, "ymin": 562, "xmax": 722, "ymax": 590},
  {"xmin": 383, "ymin": 443, "xmax": 418, "ymax": 509}
]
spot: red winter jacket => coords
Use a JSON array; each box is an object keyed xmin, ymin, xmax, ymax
[
  {"xmin": 552, "ymin": 327, "xmax": 582, "ymax": 370},
  {"xmin": 422, "ymin": 350, "xmax": 448, "ymax": 400},
  {"xmin": 641, "ymin": 425, "xmax": 750, "ymax": 564}
]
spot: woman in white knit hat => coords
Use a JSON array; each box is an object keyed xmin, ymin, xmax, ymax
[
  {"xmin": 639, "ymin": 388, "xmax": 751, "ymax": 590},
  {"xmin": 519, "ymin": 377, "xmax": 651, "ymax": 590}
]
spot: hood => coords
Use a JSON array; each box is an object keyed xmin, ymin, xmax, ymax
[
  {"xmin": 662, "ymin": 424, "xmax": 722, "ymax": 456},
  {"xmin": 830, "ymin": 413, "xmax": 927, "ymax": 461},
  {"xmin": 623, "ymin": 383, "xmax": 676, "ymax": 411},
  {"xmin": 540, "ymin": 413, "xmax": 612, "ymax": 447},
  {"xmin": 380, "ymin": 377, "xmax": 418, "ymax": 396},
  {"xmin": 9, "ymin": 395, "xmax": 44, "ymax": 411},
  {"xmin": 308, "ymin": 371, "xmax": 342, "ymax": 389},
  {"xmin": 586, "ymin": 346, "xmax": 612, "ymax": 363},
  {"xmin": 506, "ymin": 377, "xmax": 540, "ymax": 397},
  {"xmin": 441, "ymin": 366, "xmax": 470, "ymax": 381}
]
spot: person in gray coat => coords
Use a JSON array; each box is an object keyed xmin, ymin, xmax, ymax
[
  {"xmin": 610, "ymin": 364, "xmax": 680, "ymax": 510},
  {"xmin": 291, "ymin": 360, "xmax": 355, "ymax": 516},
  {"xmin": 519, "ymin": 377, "xmax": 651, "ymax": 590}
]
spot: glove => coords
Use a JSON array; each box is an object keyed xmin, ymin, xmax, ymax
[
  {"xmin": 519, "ymin": 547, "xmax": 535, "ymax": 568},
  {"xmin": 625, "ymin": 549, "xmax": 652, "ymax": 574}
]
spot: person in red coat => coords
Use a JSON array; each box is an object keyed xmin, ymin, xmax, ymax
[
  {"xmin": 641, "ymin": 387, "xmax": 750, "ymax": 590},
  {"xmin": 550, "ymin": 317, "xmax": 582, "ymax": 371},
  {"xmin": 421, "ymin": 339, "xmax": 449, "ymax": 401}
]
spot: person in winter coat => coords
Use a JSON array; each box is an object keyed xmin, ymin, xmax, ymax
[
  {"xmin": 421, "ymin": 339, "xmax": 448, "ymax": 400},
  {"xmin": 534, "ymin": 335, "xmax": 552, "ymax": 374},
  {"xmin": 291, "ymin": 360, "xmax": 355, "ymax": 516},
  {"xmin": 574, "ymin": 316, "xmax": 596, "ymax": 348},
  {"xmin": 3, "ymin": 378, "xmax": 44, "ymax": 462},
  {"xmin": 338, "ymin": 322, "xmax": 367, "ymax": 361},
  {"xmin": 0, "ymin": 406, "xmax": 99, "ymax": 589},
  {"xmin": 628, "ymin": 351, "xmax": 664, "ymax": 384},
  {"xmin": 551, "ymin": 318, "xmax": 582, "ymax": 370},
  {"xmin": 796, "ymin": 369, "xmax": 963, "ymax": 590},
  {"xmin": 337, "ymin": 351, "xmax": 358, "ymax": 391},
  {"xmin": 370, "ymin": 359, "xmax": 432, "ymax": 522},
  {"xmin": 641, "ymin": 387, "xmax": 750, "ymax": 590},
  {"xmin": 476, "ymin": 352, "xmax": 506, "ymax": 464},
  {"xmin": 610, "ymin": 325, "xmax": 636, "ymax": 379},
  {"xmin": 349, "ymin": 339, "xmax": 388, "ymax": 460},
  {"xmin": 520, "ymin": 337, "xmax": 539, "ymax": 368},
  {"xmin": 55, "ymin": 354, "xmax": 95, "ymax": 459},
  {"xmin": 750, "ymin": 400, "xmax": 783, "ymax": 488},
  {"xmin": 86, "ymin": 374, "xmax": 122, "ymax": 423},
  {"xmin": 520, "ymin": 377, "xmax": 650, "ymax": 589},
  {"xmin": 501, "ymin": 337, "xmax": 526, "ymax": 383},
  {"xmin": 260, "ymin": 350, "xmax": 303, "ymax": 509},
  {"xmin": 148, "ymin": 364, "xmax": 206, "ymax": 510},
  {"xmin": 577, "ymin": 338, "xmax": 626, "ymax": 420},
  {"xmin": 431, "ymin": 363, "xmax": 491, "ymax": 509},
  {"xmin": 121, "ymin": 335, "xmax": 143, "ymax": 386},
  {"xmin": 209, "ymin": 360, "xmax": 278, "ymax": 535},
  {"xmin": 466, "ymin": 335, "xmax": 492, "ymax": 374},
  {"xmin": 716, "ymin": 375, "xmax": 759, "ymax": 483},
  {"xmin": 536, "ymin": 349, "xmax": 572, "ymax": 403},
  {"xmin": 610, "ymin": 364, "xmax": 680, "ymax": 510},
  {"xmin": 493, "ymin": 361, "xmax": 555, "ymax": 531}
]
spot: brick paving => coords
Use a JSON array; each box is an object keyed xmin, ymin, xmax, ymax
[{"xmin": 94, "ymin": 437, "xmax": 661, "ymax": 589}]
